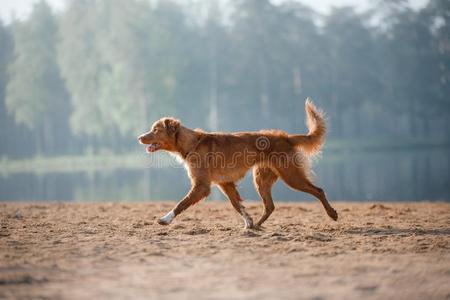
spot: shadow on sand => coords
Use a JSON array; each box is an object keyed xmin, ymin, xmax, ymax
[{"xmin": 344, "ymin": 227, "xmax": 450, "ymax": 236}]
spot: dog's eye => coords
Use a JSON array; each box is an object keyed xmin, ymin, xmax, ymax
[{"xmin": 153, "ymin": 128, "xmax": 159, "ymax": 133}]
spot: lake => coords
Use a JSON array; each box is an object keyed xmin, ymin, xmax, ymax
[{"xmin": 0, "ymin": 148, "xmax": 449, "ymax": 202}]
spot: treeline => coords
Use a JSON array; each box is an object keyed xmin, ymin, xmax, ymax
[{"xmin": 0, "ymin": 0, "xmax": 449, "ymax": 158}]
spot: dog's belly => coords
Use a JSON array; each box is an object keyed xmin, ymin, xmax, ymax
[{"xmin": 210, "ymin": 167, "xmax": 249, "ymax": 184}]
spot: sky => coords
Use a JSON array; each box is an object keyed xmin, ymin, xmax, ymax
[{"xmin": 0, "ymin": 0, "xmax": 429, "ymax": 24}]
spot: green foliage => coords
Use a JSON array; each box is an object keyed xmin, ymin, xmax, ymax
[
  {"xmin": 58, "ymin": 0, "xmax": 191, "ymax": 137},
  {"xmin": 6, "ymin": 1, "xmax": 66, "ymax": 130},
  {"xmin": 0, "ymin": 0, "xmax": 449, "ymax": 157},
  {"xmin": 0, "ymin": 20, "xmax": 13, "ymax": 96}
]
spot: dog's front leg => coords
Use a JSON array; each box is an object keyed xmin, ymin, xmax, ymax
[{"xmin": 158, "ymin": 183, "xmax": 211, "ymax": 225}]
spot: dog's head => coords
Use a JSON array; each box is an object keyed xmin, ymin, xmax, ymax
[{"xmin": 138, "ymin": 117, "xmax": 180, "ymax": 153}]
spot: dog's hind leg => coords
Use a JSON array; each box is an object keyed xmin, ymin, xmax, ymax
[
  {"xmin": 253, "ymin": 166, "xmax": 278, "ymax": 227},
  {"xmin": 299, "ymin": 181, "xmax": 338, "ymax": 221},
  {"xmin": 218, "ymin": 182, "xmax": 254, "ymax": 229},
  {"xmin": 158, "ymin": 183, "xmax": 211, "ymax": 225},
  {"xmin": 276, "ymin": 164, "xmax": 338, "ymax": 221}
]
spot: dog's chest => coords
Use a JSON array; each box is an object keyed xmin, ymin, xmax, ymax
[{"xmin": 210, "ymin": 167, "xmax": 248, "ymax": 184}]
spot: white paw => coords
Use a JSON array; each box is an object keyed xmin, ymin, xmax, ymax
[
  {"xmin": 158, "ymin": 211, "xmax": 175, "ymax": 225},
  {"xmin": 243, "ymin": 217, "xmax": 254, "ymax": 229}
]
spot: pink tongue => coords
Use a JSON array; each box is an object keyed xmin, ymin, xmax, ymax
[{"xmin": 146, "ymin": 144, "xmax": 158, "ymax": 153}]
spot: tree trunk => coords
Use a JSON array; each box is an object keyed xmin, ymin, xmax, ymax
[
  {"xmin": 258, "ymin": 53, "xmax": 269, "ymax": 121},
  {"xmin": 208, "ymin": 28, "xmax": 218, "ymax": 131}
]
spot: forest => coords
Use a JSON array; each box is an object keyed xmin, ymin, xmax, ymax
[{"xmin": 0, "ymin": 0, "xmax": 449, "ymax": 158}]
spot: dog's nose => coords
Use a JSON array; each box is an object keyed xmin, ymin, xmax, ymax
[{"xmin": 138, "ymin": 135, "xmax": 144, "ymax": 143}]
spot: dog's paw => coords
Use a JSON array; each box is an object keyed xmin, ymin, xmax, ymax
[
  {"xmin": 157, "ymin": 218, "xmax": 171, "ymax": 225},
  {"xmin": 328, "ymin": 208, "xmax": 338, "ymax": 221},
  {"xmin": 157, "ymin": 211, "xmax": 175, "ymax": 225},
  {"xmin": 243, "ymin": 219, "xmax": 254, "ymax": 230},
  {"xmin": 253, "ymin": 224, "xmax": 265, "ymax": 231}
]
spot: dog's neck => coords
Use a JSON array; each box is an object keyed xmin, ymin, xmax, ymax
[{"xmin": 174, "ymin": 126, "xmax": 203, "ymax": 159}]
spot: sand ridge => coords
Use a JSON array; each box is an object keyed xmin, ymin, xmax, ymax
[{"xmin": 0, "ymin": 201, "xmax": 449, "ymax": 299}]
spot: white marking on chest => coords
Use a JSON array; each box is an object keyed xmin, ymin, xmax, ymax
[
  {"xmin": 169, "ymin": 152, "xmax": 190, "ymax": 173},
  {"xmin": 169, "ymin": 152, "xmax": 185, "ymax": 164}
]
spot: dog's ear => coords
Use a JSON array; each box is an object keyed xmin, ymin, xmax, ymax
[{"xmin": 163, "ymin": 118, "xmax": 180, "ymax": 137}]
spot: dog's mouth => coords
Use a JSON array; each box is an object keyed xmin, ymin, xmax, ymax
[{"xmin": 146, "ymin": 143, "xmax": 161, "ymax": 153}]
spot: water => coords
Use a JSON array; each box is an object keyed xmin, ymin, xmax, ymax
[{"xmin": 1, "ymin": 149, "xmax": 449, "ymax": 202}]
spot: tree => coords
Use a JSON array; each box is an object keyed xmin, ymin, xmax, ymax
[
  {"xmin": 227, "ymin": 1, "xmax": 325, "ymax": 132},
  {"xmin": 5, "ymin": 1, "xmax": 69, "ymax": 154},
  {"xmin": 0, "ymin": 21, "xmax": 12, "ymax": 94},
  {"xmin": 0, "ymin": 20, "xmax": 18, "ymax": 156},
  {"xmin": 426, "ymin": 0, "xmax": 450, "ymax": 114},
  {"xmin": 323, "ymin": 7, "xmax": 380, "ymax": 138},
  {"xmin": 59, "ymin": 0, "xmax": 191, "ymax": 145},
  {"xmin": 376, "ymin": 3, "xmax": 444, "ymax": 138},
  {"xmin": 58, "ymin": 0, "xmax": 109, "ymax": 138}
]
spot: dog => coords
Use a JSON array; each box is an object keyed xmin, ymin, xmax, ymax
[{"xmin": 138, "ymin": 98, "xmax": 338, "ymax": 229}]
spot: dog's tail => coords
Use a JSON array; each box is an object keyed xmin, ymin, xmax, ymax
[{"xmin": 289, "ymin": 98, "xmax": 326, "ymax": 156}]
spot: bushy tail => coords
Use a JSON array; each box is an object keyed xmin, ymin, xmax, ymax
[{"xmin": 289, "ymin": 98, "xmax": 326, "ymax": 156}]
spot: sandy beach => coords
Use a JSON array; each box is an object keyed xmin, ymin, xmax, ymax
[{"xmin": 0, "ymin": 201, "xmax": 449, "ymax": 299}]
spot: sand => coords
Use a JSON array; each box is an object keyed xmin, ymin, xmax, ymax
[{"xmin": 0, "ymin": 201, "xmax": 449, "ymax": 300}]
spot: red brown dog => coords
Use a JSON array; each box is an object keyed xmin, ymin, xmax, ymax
[{"xmin": 138, "ymin": 98, "xmax": 337, "ymax": 228}]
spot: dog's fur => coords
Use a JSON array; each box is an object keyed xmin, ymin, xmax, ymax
[{"xmin": 138, "ymin": 99, "xmax": 338, "ymax": 228}]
